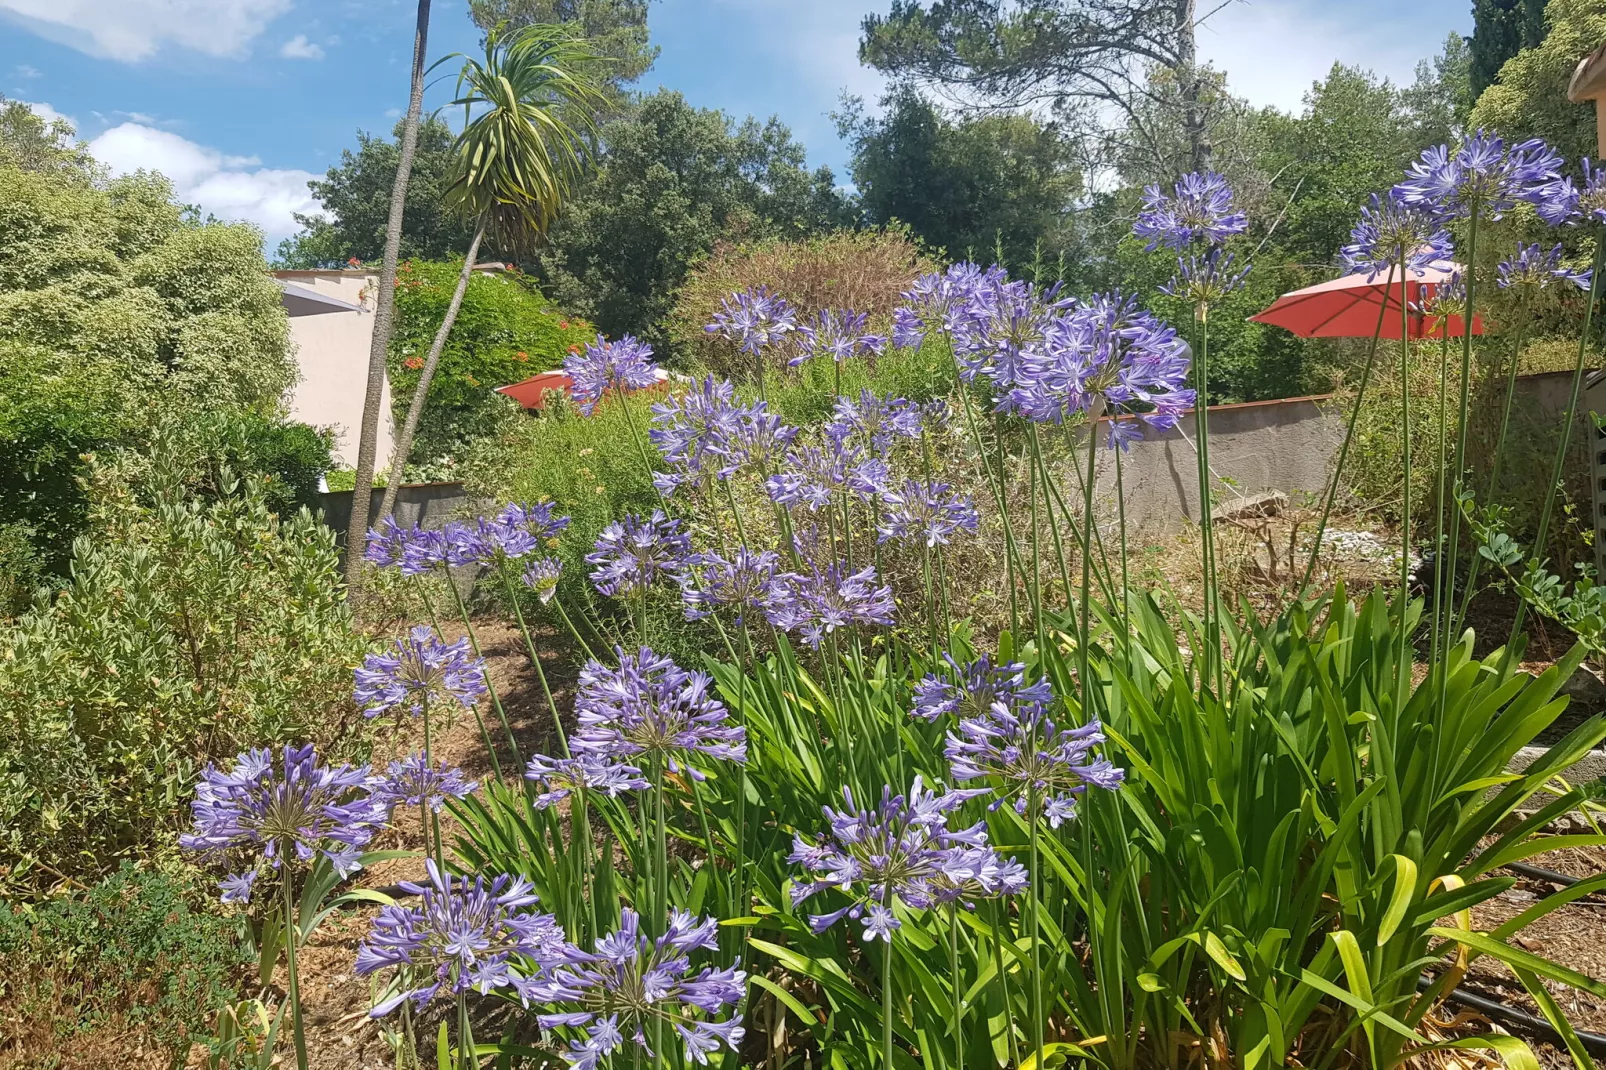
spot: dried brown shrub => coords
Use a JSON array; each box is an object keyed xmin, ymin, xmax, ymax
[{"xmin": 668, "ymin": 226, "xmax": 939, "ymax": 375}]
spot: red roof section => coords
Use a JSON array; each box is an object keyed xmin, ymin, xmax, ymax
[{"xmin": 496, "ymin": 371, "xmax": 573, "ymax": 409}]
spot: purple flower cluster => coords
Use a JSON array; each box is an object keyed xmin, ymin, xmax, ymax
[
  {"xmin": 765, "ymin": 443, "xmax": 886, "ymax": 509},
  {"xmin": 181, "ymin": 745, "xmax": 385, "ymax": 902},
  {"xmin": 763, "ymin": 563, "xmax": 896, "ymax": 649},
  {"xmin": 354, "ymin": 625, "xmax": 488, "ymax": 719},
  {"xmin": 523, "ymin": 908, "xmax": 746, "ymax": 1068},
  {"xmin": 789, "ymin": 777, "xmax": 1022, "ymax": 940},
  {"xmin": 1533, "ymin": 157, "xmax": 1606, "ymax": 226},
  {"xmin": 586, "ymin": 511, "xmax": 691, "ymax": 597},
  {"xmin": 1393, "ymin": 131, "xmax": 1562, "ymax": 220},
  {"xmin": 524, "ymin": 752, "xmax": 649, "ymax": 809},
  {"xmin": 911, "ymin": 654, "xmax": 1053, "ymax": 723},
  {"xmin": 521, "ymin": 556, "xmax": 564, "ymax": 603},
  {"xmin": 679, "ymin": 547, "xmax": 781, "ymax": 624},
  {"xmin": 1497, "ymin": 242, "xmax": 1592, "ymax": 292},
  {"xmin": 572, "ymin": 646, "xmax": 746, "ymax": 779},
  {"xmin": 649, "ymin": 377, "xmax": 800, "ymax": 493},
  {"xmin": 705, "ymin": 285, "xmax": 797, "ymax": 355},
  {"xmin": 1133, "ymin": 171, "xmax": 1248, "ymax": 251},
  {"xmin": 1339, "ymin": 192, "xmax": 1455, "ymax": 280},
  {"xmin": 876, "ymin": 478, "xmax": 979, "ymax": 547},
  {"xmin": 790, "ymin": 308, "xmax": 886, "ymax": 367},
  {"xmin": 892, "ymin": 262, "xmax": 1006, "ymax": 350},
  {"xmin": 564, "ymin": 334, "xmax": 660, "ymax": 416},
  {"xmin": 356, "ymin": 860, "xmax": 567, "ymax": 1016},
  {"xmin": 366, "ymin": 504, "xmax": 569, "ymax": 575},
  {"xmin": 367, "ymin": 752, "xmax": 476, "ymax": 815},
  {"xmin": 825, "ymin": 390, "xmax": 924, "ymax": 455},
  {"xmin": 946, "ymin": 702, "xmax": 1124, "ymax": 828}
]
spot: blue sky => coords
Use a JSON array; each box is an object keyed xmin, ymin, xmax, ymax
[{"xmin": 1, "ymin": 0, "xmax": 1472, "ymax": 250}]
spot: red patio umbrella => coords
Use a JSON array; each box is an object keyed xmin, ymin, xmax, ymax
[{"xmin": 1249, "ymin": 259, "xmax": 1485, "ymax": 339}]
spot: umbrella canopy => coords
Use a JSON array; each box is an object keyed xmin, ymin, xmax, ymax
[{"xmin": 1249, "ymin": 260, "xmax": 1485, "ymax": 340}]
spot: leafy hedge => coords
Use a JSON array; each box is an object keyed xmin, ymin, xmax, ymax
[{"xmin": 386, "ymin": 259, "xmax": 594, "ymax": 471}]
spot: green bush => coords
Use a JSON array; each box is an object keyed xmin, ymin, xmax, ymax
[
  {"xmin": 0, "ymin": 864, "xmax": 246, "ymax": 1063},
  {"xmin": 0, "ymin": 441, "xmax": 366, "ymax": 896},
  {"xmin": 387, "ymin": 259, "xmax": 594, "ymax": 469}
]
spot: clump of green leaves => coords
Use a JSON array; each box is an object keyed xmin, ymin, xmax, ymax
[
  {"xmin": 386, "ymin": 259, "xmax": 593, "ymax": 471},
  {"xmin": 0, "ymin": 863, "xmax": 247, "ymax": 1061}
]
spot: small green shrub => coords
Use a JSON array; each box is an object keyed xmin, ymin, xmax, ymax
[
  {"xmin": 0, "ymin": 440, "xmax": 367, "ymax": 896},
  {"xmin": 0, "ymin": 864, "xmax": 246, "ymax": 1063},
  {"xmin": 387, "ymin": 259, "xmax": 594, "ymax": 469}
]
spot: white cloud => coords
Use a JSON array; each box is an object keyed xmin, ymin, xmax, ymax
[
  {"xmin": 0, "ymin": 0, "xmax": 293, "ymax": 62},
  {"xmin": 14, "ymin": 64, "xmax": 40, "ymax": 78},
  {"xmin": 279, "ymin": 33, "xmax": 324, "ymax": 60},
  {"xmin": 22, "ymin": 99, "xmax": 71, "ymax": 127},
  {"xmin": 88, "ymin": 121, "xmax": 320, "ymax": 246},
  {"xmin": 1197, "ymin": 0, "xmax": 1454, "ymax": 114}
]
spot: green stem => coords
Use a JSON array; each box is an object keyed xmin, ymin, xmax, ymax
[
  {"xmin": 502, "ymin": 570, "xmax": 567, "ymax": 755},
  {"xmin": 950, "ymin": 905, "xmax": 964, "ymax": 1070},
  {"xmin": 1396, "ymin": 255, "xmax": 1414, "ymax": 719},
  {"xmin": 1300, "ymin": 263, "xmax": 1399, "ymax": 591},
  {"xmin": 1080, "ymin": 412, "xmax": 1101, "ymax": 719},
  {"xmin": 1511, "ymin": 228, "xmax": 1606, "ymax": 649},
  {"xmin": 989, "ymin": 898, "xmax": 1021, "ymax": 1070},
  {"xmin": 882, "ymin": 914, "xmax": 895, "ymax": 1070},
  {"xmin": 445, "ymin": 579, "xmax": 510, "ymax": 777},
  {"xmin": 281, "ymin": 871, "xmax": 308, "ymax": 1070},
  {"xmin": 954, "ymin": 370, "xmax": 1024, "ymax": 635},
  {"xmin": 1193, "ymin": 313, "xmax": 1223, "ymax": 700},
  {"xmin": 1028, "ymin": 792, "xmax": 1043, "ymax": 1070},
  {"xmin": 1445, "ymin": 207, "xmax": 1482, "ymax": 644}
]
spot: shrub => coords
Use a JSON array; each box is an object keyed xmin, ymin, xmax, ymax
[
  {"xmin": 0, "ymin": 442, "xmax": 367, "ymax": 896},
  {"xmin": 0, "ymin": 864, "xmax": 246, "ymax": 1063},
  {"xmin": 668, "ymin": 226, "xmax": 938, "ymax": 374},
  {"xmin": 386, "ymin": 259, "xmax": 594, "ymax": 470}
]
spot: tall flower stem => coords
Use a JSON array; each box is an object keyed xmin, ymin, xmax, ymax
[
  {"xmin": 280, "ymin": 872, "xmax": 309, "ymax": 1070},
  {"xmin": 1192, "ymin": 311, "xmax": 1223, "ymax": 699},
  {"xmin": 445, "ymin": 580, "xmax": 512, "ymax": 776},
  {"xmin": 1028, "ymin": 425, "xmax": 1074, "ymax": 615},
  {"xmin": 1430, "ymin": 324, "xmax": 1452, "ymax": 679},
  {"xmin": 1079, "ymin": 412, "xmax": 1102, "ymax": 719},
  {"xmin": 501, "ymin": 571, "xmax": 567, "ymax": 756},
  {"xmin": 882, "ymin": 908, "xmax": 895, "ymax": 1070},
  {"xmin": 553, "ymin": 596, "xmax": 599, "ymax": 663},
  {"xmin": 616, "ymin": 391, "xmax": 664, "ymax": 507},
  {"xmin": 954, "ymin": 373, "xmax": 1025, "ymax": 634},
  {"xmin": 1510, "ymin": 230, "xmax": 1606, "ymax": 650},
  {"xmin": 1445, "ymin": 207, "xmax": 1482, "ymax": 644},
  {"xmin": 456, "ymin": 990, "xmax": 473, "ymax": 1070},
  {"xmin": 1300, "ymin": 264, "xmax": 1399, "ymax": 590},
  {"xmin": 1395, "ymin": 256, "xmax": 1414, "ymax": 719},
  {"xmin": 1027, "ymin": 791, "xmax": 1044, "ymax": 1070},
  {"xmin": 1115, "ymin": 443, "xmax": 1132, "ymax": 670},
  {"xmin": 421, "ymin": 704, "xmax": 442, "ymax": 865},
  {"xmin": 949, "ymin": 905, "xmax": 964, "ymax": 1070}
]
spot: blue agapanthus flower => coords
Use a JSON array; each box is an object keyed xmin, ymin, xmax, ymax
[
  {"xmin": 911, "ymin": 654, "xmax": 1053, "ymax": 723},
  {"xmin": 519, "ymin": 908, "xmax": 747, "ymax": 1068},
  {"xmin": 354, "ymin": 625, "xmax": 488, "ymax": 719},
  {"xmin": 181, "ymin": 745, "xmax": 386, "ymax": 901},
  {"xmin": 1133, "ymin": 171, "xmax": 1248, "ymax": 250},
  {"xmin": 1338, "ymin": 192, "xmax": 1455, "ymax": 280},
  {"xmin": 521, "ymin": 556, "xmax": 564, "ymax": 603},
  {"xmin": 946, "ymin": 703, "xmax": 1124, "ymax": 828},
  {"xmin": 571, "ymin": 646, "xmax": 747, "ymax": 779},
  {"xmin": 650, "ymin": 375, "xmax": 742, "ymax": 482},
  {"xmin": 824, "ymin": 390, "xmax": 924, "ymax": 455},
  {"xmin": 706, "ymin": 401, "xmax": 799, "ymax": 477},
  {"xmin": 1160, "ymin": 248, "xmax": 1252, "ymax": 309},
  {"xmin": 1497, "ymin": 242, "xmax": 1592, "ymax": 292},
  {"xmin": 356, "ymin": 859, "xmax": 567, "ymax": 1017},
  {"xmin": 586, "ymin": 510, "xmax": 691, "ymax": 597},
  {"xmin": 1530, "ymin": 158, "xmax": 1606, "ymax": 226},
  {"xmin": 763, "ymin": 562, "xmax": 896, "ymax": 649},
  {"xmin": 524, "ymin": 753, "xmax": 649, "ymax": 809},
  {"xmin": 788, "ymin": 777, "xmax": 993, "ymax": 940},
  {"xmin": 565, "ymin": 334, "xmax": 660, "ymax": 416},
  {"xmin": 876, "ymin": 478, "xmax": 979, "ymax": 547},
  {"xmin": 679, "ymin": 547, "xmax": 781, "ymax": 624},
  {"xmin": 789, "ymin": 308, "xmax": 886, "ymax": 367},
  {"xmin": 764, "ymin": 442, "xmax": 861, "ymax": 510},
  {"xmin": 365, "ymin": 518, "xmax": 463, "ymax": 576},
  {"xmin": 1393, "ymin": 131, "xmax": 1562, "ymax": 219},
  {"xmin": 367, "ymin": 752, "xmax": 477, "ymax": 815},
  {"xmin": 892, "ymin": 262, "xmax": 1006, "ymax": 349},
  {"xmin": 705, "ymin": 285, "xmax": 798, "ymax": 355}
]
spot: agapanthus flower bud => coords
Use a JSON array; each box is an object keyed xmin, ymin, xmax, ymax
[
  {"xmin": 367, "ymin": 752, "xmax": 476, "ymax": 814},
  {"xmin": 516, "ymin": 907, "xmax": 746, "ymax": 1068},
  {"xmin": 181, "ymin": 745, "xmax": 386, "ymax": 901},
  {"xmin": 522, "ymin": 556, "xmax": 564, "ymax": 603},
  {"xmin": 789, "ymin": 777, "xmax": 994, "ymax": 940},
  {"xmin": 524, "ymin": 752, "xmax": 649, "ymax": 809},
  {"xmin": 565, "ymin": 334, "xmax": 660, "ymax": 416},
  {"xmin": 356, "ymin": 860, "xmax": 567, "ymax": 1016},
  {"xmin": 571, "ymin": 646, "xmax": 747, "ymax": 779},
  {"xmin": 1133, "ymin": 171, "xmax": 1247, "ymax": 250},
  {"xmin": 354, "ymin": 625, "xmax": 488, "ymax": 719}
]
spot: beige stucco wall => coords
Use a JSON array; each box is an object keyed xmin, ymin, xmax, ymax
[{"xmin": 275, "ymin": 270, "xmax": 393, "ymax": 468}]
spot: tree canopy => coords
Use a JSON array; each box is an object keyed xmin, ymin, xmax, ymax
[
  {"xmin": 468, "ymin": 0, "xmax": 656, "ymax": 100},
  {"xmin": 1472, "ymin": 0, "xmax": 1606, "ymax": 165}
]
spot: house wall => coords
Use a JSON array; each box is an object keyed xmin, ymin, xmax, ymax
[{"xmin": 274, "ymin": 270, "xmax": 393, "ymax": 468}]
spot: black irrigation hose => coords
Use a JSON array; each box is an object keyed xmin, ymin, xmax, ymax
[
  {"xmin": 1505, "ymin": 860, "xmax": 1583, "ymax": 888},
  {"xmin": 1419, "ymin": 975, "xmax": 1606, "ymax": 1057}
]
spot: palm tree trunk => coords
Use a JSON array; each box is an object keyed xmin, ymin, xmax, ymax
[
  {"xmin": 377, "ymin": 217, "xmax": 488, "ymax": 521},
  {"xmin": 344, "ymin": 0, "xmax": 432, "ymax": 587}
]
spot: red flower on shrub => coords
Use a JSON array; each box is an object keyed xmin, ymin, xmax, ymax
[
  {"xmin": 404, "ymin": 356, "xmax": 423, "ymax": 370},
  {"xmin": 516, "ymin": 351, "xmax": 529, "ymax": 362},
  {"xmin": 347, "ymin": 256, "xmax": 362, "ymax": 267},
  {"xmin": 559, "ymin": 320, "xmax": 569, "ymax": 329}
]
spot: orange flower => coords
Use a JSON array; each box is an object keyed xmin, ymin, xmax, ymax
[
  {"xmin": 403, "ymin": 356, "xmax": 423, "ymax": 370},
  {"xmin": 559, "ymin": 320, "xmax": 569, "ymax": 329},
  {"xmin": 347, "ymin": 256, "xmax": 361, "ymax": 267}
]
